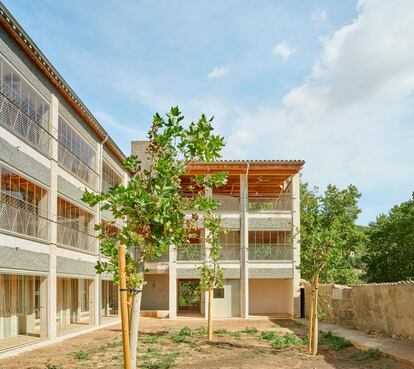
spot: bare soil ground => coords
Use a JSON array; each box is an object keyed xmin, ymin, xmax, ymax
[{"xmin": 0, "ymin": 318, "xmax": 410, "ymax": 369}]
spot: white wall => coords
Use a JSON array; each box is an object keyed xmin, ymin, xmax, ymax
[{"xmin": 249, "ymin": 278, "xmax": 293, "ymax": 314}]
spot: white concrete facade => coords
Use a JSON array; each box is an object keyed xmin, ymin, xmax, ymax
[{"xmin": 0, "ymin": 4, "xmax": 125, "ymax": 356}]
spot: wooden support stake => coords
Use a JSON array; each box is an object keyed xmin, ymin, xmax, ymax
[
  {"xmin": 118, "ymin": 244, "xmax": 131, "ymax": 369},
  {"xmin": 311, "ymin": 274, "xmax": 319, "ymax": 356},
  {"xmin": 207, "ymin": 287, "xmax": 213, "ymax": 341},
  {"xmin": 307, "ymin": 276, "xmax": 315, "ymax": 354}
]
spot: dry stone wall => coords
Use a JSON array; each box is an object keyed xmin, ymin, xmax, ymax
[{"xmin": 304, "ymin": 281, "xmax": 414, "ymax": 339}]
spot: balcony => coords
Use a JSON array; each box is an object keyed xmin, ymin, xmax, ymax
[
  {"xmin": 219, "ymin": 244, "xmax": 240, "ymax": 261},
  {"xmin": 212, "ymin": 194, "xmax": 240, "ymax": 212},
  {"xmin": 248, "ymin": 194, "xmax": 293, "ymax": 212},
  {"xmin": 58, "ymin": 143, "xmax": 98, "ymax": 189},
  {"xmin": 0, "ymin": 88, "xmax": 51, "ymax": 157},
  {"xmin": 177, "ymin": 244, "xmax": 203, "ymax": 261},
  {"xmin": 0, "ymin": 196, "xmax": 49, "ymax": 241},
  {"xmin": 248, "ymin": 244, "xmax": 293, "ymax": 261},
  {"xmin": 57, "ymin": 217, "xmax": 96, "ymax": 254}
]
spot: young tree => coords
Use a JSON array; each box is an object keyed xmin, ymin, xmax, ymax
[
  {"xmin": 82, "ymin": 107, "xmax": 226, "ymax": 368},
  {"xmin": 199, "ymin": 211, "xmax": 226, "ymax": 341},
  {"xmin": 299, "ymin": 183, "xmax": 366, "ymax": 355},
  {"xmin": 363, "ymin": 194, "xmax": 414, "ymax": 282}
]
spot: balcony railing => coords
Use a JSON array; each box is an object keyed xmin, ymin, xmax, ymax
[
  {"xmin": 146, "ymin": 253, "xmax": 169, "ymax": 263},
  {"xmin": 0, "ymin": 88, "xmax": 51, "ymax": 157},
  {"xmin": 0, "ymin": 195, "xmax": 49, "ymax": 241},
  {"xmin": 57, "ymin": 217, "xmax": 96, "ymax": 253},
  {"xmin": 58, "ymin": 142, "xmax": 98, "ymax": 189},
  {"xmin": 177, "ymin": 244, "xmax": 203, "ymax": 261},
  {"xmin": 248, "ymin": 244, "xmax": 293, "ymax": 261},
  {"xmin": 248, "ymin": 194, "xmax": 293, "ymax": 212},
  {"xmin": 219, "ymin": 244, "xmax": 240, "ymax": 261},
  {"xmin": 212, "ymin": 194, "xmax": 240, "ymax": 211}
]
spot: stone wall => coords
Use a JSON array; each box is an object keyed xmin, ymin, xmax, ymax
[{"xmin": 304, "ymin": 281, "xmax": 414, "ymax": 339}]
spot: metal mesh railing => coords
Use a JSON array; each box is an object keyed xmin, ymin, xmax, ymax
[
  {"xmin": 248, "ymin": 244, "xmax": 293, "ymax": 261},
  {"xmin": 212, "ymin": 194, "xmax": 240, "ymax": 211},
  {"xmin": 248, "ymin": 194, "xmax": 293, "ymax": 211},
  {"xmin": 177, "ymin": 244, "xmax": 203, "ymax": 261},
  {"xmin": 219, "ymin": 244, "xmax": 240, "ymax": 261},
  {"xmin": 57, "ymin": 216, "xmax": 96, "ymax": 253},
  {"xmin": 0, "ymin": 88, "xmax": 51, "ymax": 157},
  {"xmin": 58, "ymin": 143, "xmax": 98, "ymax": 189},
  {"xmin": 0, "ymin": 195, "xmax": 49, "ymax": 241}
]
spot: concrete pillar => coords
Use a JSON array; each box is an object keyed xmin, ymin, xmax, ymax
[
  {"xmin": 291, "ymin": 173, "xmax": 301, "ymax": 317},
  {"xmin": 240, "ymin": 173, "xmax": 249, "ymax": 318},
  {"xmin": 168, "ymin": 243, "xmax": 177, "ymax": 319},
  {"xmin": 39, "ymin": 276, "xmax": 48, "ymax": 337},
  {"xmin": 47, "ymin": 93, "xmax": 59, "ymax": 338}
]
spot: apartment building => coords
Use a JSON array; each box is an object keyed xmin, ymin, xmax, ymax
[
  {"xmin": 0, "ymin": 4, "xmax": 126, "ymax": 354},
  {"xmin": 132, "ymin": 142, "xmax": 304, "ymax": 320}
]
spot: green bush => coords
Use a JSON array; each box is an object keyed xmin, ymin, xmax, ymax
[
  {"xmin": 141, "ymin": 348, "xmax": 180, "ymax": 369},
  {"xmin": 270, "ymin": 333, "xmax": 307, "ymax": 350},
  {"xmin": 241, "ymin": 327, "xmax": 258, "ymax": 334},
  {"xmin": 319, "ymin": 332, "xmax": 352, "ymax": 351}
]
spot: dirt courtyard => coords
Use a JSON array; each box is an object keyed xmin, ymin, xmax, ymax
[{"xmin": 0, "ymin": 318, "xmax": 410, "ymax": 369}]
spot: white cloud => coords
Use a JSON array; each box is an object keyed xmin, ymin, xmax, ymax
[
  {"xmin": 207, "ymin": 65, "xmax": 230, "ymax": 79},
  {"xmin": 271, "ymin": 41, "xmax": 296, "ymax": 61},
  {"xmin": 311, "ymin": 8, "xmax": 327, "ymax": 24}
]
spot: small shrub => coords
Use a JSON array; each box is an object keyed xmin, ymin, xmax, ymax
[
  {"xmin": 214, "ymin": 328, "xmax": 228, "ymax": 334},
  {"xmin": 351, "ymin": 348, "xmax": 381, "ymax": 362},
  {"xmin": 270, "ymin": 333, "xmax": 307, "ymax": 350},
  {"xmin": 241, "ymin": 327, "xmax": 258, "ymax": 334},
  {"xmin": 261, "ymin": 331, "xmax": 278, "ymax": 341},
  {"xmin": 45, "ymin": 365, "xmax": 62, "ymax": 369},
  {"xmin": 319, "ymin": 332, "xmax": 352, "ymax": 351},
  {"xmin": 141, "ymin": 334, "xmax": 160, "ymax": 344},
  {"xmin": 231, "ymin": 331, "xmax": 241, "ymax": 339},
  {"xmin": 141, "ymin": 348, "xmax": 180, "ymax": 369},
  {"xmin": 73, "ymin": 350, "xmax": 90, "ymax": 360}
]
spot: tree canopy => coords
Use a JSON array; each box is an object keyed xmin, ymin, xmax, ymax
[
  {"xmin": 363, "ymin": 193, "xmax": 414, "ymax": 282},
  {"xmin": 300, "ymin": 183, "xmax": 367, "ymax": 285}
]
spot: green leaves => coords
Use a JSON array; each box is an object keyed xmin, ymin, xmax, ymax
[
  {"xmin": 82, "ymin": 107, "xmax": 227, "ymax": 291},
  {"xmin": 363, "ymin": 193, "xmax": 414, "ymax": 282},
  {"xmin": 299, "ymin": 182, "xmax": 367, "ymax": 283}
]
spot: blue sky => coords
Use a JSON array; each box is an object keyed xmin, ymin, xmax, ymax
[{"xmin": 5, "ymin": 0, "xmax": 414, "ymax": 224}]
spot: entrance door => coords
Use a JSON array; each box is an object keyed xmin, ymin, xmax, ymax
[{"xmin": 177, "ymin": 280, "xmax": 200, "ymax": 312}]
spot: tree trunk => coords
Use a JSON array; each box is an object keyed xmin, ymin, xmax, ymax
[
  {"xmin": 129, "ymin": 263, "xmax": 144, "ymax": 368},
  {"xmin": 307, "ymin": 276, "xmax": 315, "ymax": 353},
  {"xmin": 207, "ymin": 287, "xmax": 213, "ymax": 341},
  {"xmin": 311, "ymin": 274, "xmax": 319, "ymax": 356}
]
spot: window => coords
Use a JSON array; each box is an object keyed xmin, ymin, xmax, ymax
[
  {"xmin": 0, "ymin": 164, "xmax": 48, "ymax": 238},
  {"xmin": 58, "ymin": 116, "xmax": 96, "ymax": 168},
  {"xmin": 102, "ymin": 160, "xmax": 122, "ymax": 193},
  {"xmin": 58, "ymin": 116, "xmax": 97, "ymax": 187},
  {"xmin": 57, "ymin": 197, "xmax": 95, "ymax": 252},
  {"xmin": 0, "ymin": 55, "xmax": 49, "ymax": 128},
  {"xmin": 213, "ymin": 288, "xmax": 224, "ymax": 299}
]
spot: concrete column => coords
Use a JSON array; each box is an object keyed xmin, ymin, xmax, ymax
[
  {"xmin": 168, "ymin": 243, "xmax": 177, "ymax": 319},
  {"xmin": 240, "ymin": 173, "xmax": 249, "ymax": 318},
  {"xmin": 291, "ymin": 173, "xmax": 301, "ymax": 317},
  {"xmin": 47, "ymin": 93, "xmax": 59, "ymax": 339},
  {"xmin": 39, "ymin": 276, "xmax": 48, "ymax": 337}
]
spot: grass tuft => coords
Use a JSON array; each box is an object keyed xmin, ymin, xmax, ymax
[
  {"xmin": 73, "ymin": 350, "xmax": 90, "ymax": 360},
  {"xmin": 141, "ymin": 348, "xmax": 180, "ymax": 369}
]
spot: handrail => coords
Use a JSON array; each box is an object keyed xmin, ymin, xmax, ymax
[
  {"xmin": 248, "ymin": 243, "xmax": 293, "ymax": 261},
  {"xmin": 177, "ymin": 243, "xmax": 203, "ymax": 261}
]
